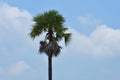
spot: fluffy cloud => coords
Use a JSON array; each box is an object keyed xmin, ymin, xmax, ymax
[
  {"xmin": 65, "ymin": 25, "xmax": 120, "ymax": 57},
  {"xmin": 0, "ymin": 2, "xmax": 35, "ymax": 57},
  {"xmin": 0, "ymin": 61, "xmax": 34, "ymax": 80},
  {"xmin": 8, "ymin": 61, "xmax": 30, "ymax": 75},
  {"xmin": 0, "ymin": 2, "xmax": 32, "ymax": 33},
  {"xmin": 0, "ymin": 3, "xmax": 47, "ymax": 80},
  {"xmin": 0, "ymin": 2, "xmax": 36, "ymax": 77},
  {"xmin": 78, "ymin": 15, "xmax": 101, "ymax": 26},
  {"xmin": 90, "ymin": 25, "xmax": 120, "ymax": 55},
  {"xmin": 0, "ymin": 2, "xmax": 34, "ymax": 48}
]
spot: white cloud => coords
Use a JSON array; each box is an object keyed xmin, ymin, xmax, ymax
[
  {"xmin": 0, "ymin": 3, "xmax": 44, "ymax": 79},
  {"xmin": 90, "ymin": 25, "xmax": 120, "ymax": 55},
  {"xmin": 0, "ymin": 2, "xmax": 36, "ymax": 57},
  {"xmin": 8, "ymin": 61, "xmax": 30, "ymax": 75},
  {"xmin": 78, "ymin": 15, "xmax": 101, "ymax": 26},
  {"xmin": 0, "ymin": 3, "xmax": 38, "ymax": 78},
  {"xmin": 65, "ymin": 25, "xmax": 120, "ymax": 58},
  {"xmin": 0, "ymin": 2, "xmax": 33, "ymax": 33}
]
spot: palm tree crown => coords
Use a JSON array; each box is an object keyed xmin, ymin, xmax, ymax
[{"xmin": 30, "ymin": 10, "xmax": 71, "ymax": 57}]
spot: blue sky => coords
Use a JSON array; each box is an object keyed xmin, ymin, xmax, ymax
[{"xmin": 0, "ymin": 0, "xmax": 120, "ymax": 80}]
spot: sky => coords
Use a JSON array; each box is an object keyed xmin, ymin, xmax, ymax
[{"xmin": 0, "ymin": 0, "xmax": 120, "ymax": 80}]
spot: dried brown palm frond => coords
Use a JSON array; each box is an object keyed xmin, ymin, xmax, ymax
[
  {"xmin": 39, "ymin": 41, "xmax": 47, "ymax": 53},
  {"xmin": 39, "ymin": 41, "xmax": 62, "ymax": 57}
]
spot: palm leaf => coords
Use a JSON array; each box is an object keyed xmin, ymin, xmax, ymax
[
  {"xmin": 29, "ymin": 25, "xmax": 43, "ymax": 39},
  {"xmin": 64, "ymin": 33, "xmax": 72, "ymax": 46},
  {"xmin": 39, "ymin": 41, "xmax": 62, "ymax": 57},
  {"xmin": 30, "ymin": 10, "xmax": 72, "ymax": 57}
]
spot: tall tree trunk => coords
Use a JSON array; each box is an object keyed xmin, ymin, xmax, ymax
[{"xmin": 48, "ymin": 55, "xmax": 52, "ymax": 80}]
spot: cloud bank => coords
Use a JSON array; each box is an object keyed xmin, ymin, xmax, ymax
[
  {"xmin": 66, "ymin": 25, "xmax": 120, "ymax": 58},
  {"xmin": 0, "ymin": 2, "xmax": 35, "ymax": 79},
  {"xmin": 0, "ymin": 2, "xmax": 35, "ymax": 57}
]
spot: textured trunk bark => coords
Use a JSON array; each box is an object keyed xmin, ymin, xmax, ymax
[{"xmin": 48, "ymin": 56, "xmax": 52, "ymax": 80}]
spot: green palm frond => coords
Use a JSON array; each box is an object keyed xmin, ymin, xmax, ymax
[
  {"xmin": 34, "ymin": 10, "xmax": 65, "ymax": 29},
  {"xmin": 39, "ymin": 41, "xmax": 47, "ymax": 53},
  {"xmin": 30, "ymin": 10, "xmax": 72, "ymax": 57},
  {"xmin": 29, "ymin": 25, "xmax": 43, "ymax": 39},
  {"xmin": 54, "ymin": 27, "xmax": 68, "ymax": 41},
  {"xmin": 63, "ymin": 33, "xmax": 72, "ymax": 46}
]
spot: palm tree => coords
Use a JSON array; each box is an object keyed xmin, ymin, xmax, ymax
[{"xmin": 29, "ymin": 10, "xmax": 71, "ymax": 80}]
